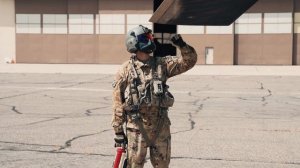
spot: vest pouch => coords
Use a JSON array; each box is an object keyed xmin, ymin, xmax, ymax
[
  {"xmin": 160, "ymin": 91, "xmax": 174, "ymax": 108},
  {"xmin": 150, "ymin": 92, "xmax": 160, "ymax": 106}
]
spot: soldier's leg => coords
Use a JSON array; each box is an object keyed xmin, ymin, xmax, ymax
[
  {"xmin": 149, "ymin": 123, "xmax": 171, "ymax": 168},
  {"xmin": 127, "ymin": 129, "xmax": 148, "ymax": 168}
]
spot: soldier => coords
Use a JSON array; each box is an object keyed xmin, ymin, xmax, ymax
[{"xmin": 112, "ymin": 25, "xmax": 197, "ymax": 168}]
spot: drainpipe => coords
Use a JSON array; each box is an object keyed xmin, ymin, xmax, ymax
[{"xmin": 292, "ymin": 0, "xmax": 296, "ymax": 65}]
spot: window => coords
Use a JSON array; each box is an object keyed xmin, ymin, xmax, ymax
[
  {"xmin": 69, "ymin": 14, "xmax": 94, "ymax": 34},
  {"xmin": 43, "ymin": 14, "xmax": 67, "ymax": 34},
  {"xmin": 235, "ymin": 13, "xmax": 262, "ymax": 34},
  {"xmin": 264, "ymin": 13, "xmax": 292, "ymax": 34},
  {"xmin": 294, "ymin": 13, "xmax": 300, "ymax": 33},
  {"xmin": 97, "ymin": 14, "xmax": 125, "ymax": 34},
  {"xmin": 178, "ymin": 25, "xmax": 204, "ymax": 34},
  {"xmin": 127, "ymin": 14, "xmax": 152, "ymax": 32},
  {"xmin": 206, "ymin": 24, "xmax": 233, "ymax": 34},
  {"xmin": 16, "ymin": 14, "xmax": 41, "ymax": 34}
]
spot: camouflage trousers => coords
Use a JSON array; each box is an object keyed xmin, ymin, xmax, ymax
[{"xmin": 126, "ymin": 122, "xmax": 171, "ymax": 168}]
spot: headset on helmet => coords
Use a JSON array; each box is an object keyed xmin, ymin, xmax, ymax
[{"xmin": 126, "ymin": 25, "xmax": 156, "ymax": 53}]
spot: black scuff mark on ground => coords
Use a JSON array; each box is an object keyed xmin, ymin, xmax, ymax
[
  {"xmin": 85, "ymin": 107, "xmax": 109, "ymax": 116},
  {"xmin": 103, "ymin": 95, "xmax": 112, "ymax": 101},
  {"xmin": 258, "ymin": 82, "xmax": 272, "ymax": 106},
  {"xmin": 0, "ymin": 104, "xmax": 23, "ymax": 115},
  {"xmin": 260, "ymin": 82, "xmax": 264, "ymax": 90},
  {"xmin": 171, "ymin": 156, "xmax": 300, "ymax": 166},
  {"xmin": 188, "ymin": 112, "xmax": 195, "ymax": 130},
  {"xmin": 43, "ymin": 94, "xmax": 55, "ymax": 99},
  {"xmin": 11, "ymin": 106, "xmax": 22, "ymax": 114},
  {"xmin": 237, "ymin": 97, "xmax": 248, "ymax": 100},
  {"xmin": 202, "ymin": 96, "xmax": 210, "ymax": 101},
  {"xmin": 262, "ymin": 89, "xmax": 272, "ymax": 106}
]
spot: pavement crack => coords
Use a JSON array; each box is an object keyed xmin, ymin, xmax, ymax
[
  {"xmin": 0, "ymin": 148, "xmax": 113, "ymax": 157},
  {"xmin": 195, "ymin": 104, "xmax": 203, "ymax": 113},
  {"xmin": 61, "ymin": 76, "xmax": 110, "ymax": 88},
  {"xmin": 194, "ymin": 97, "xmax": 209, "ymax": 113},
  {"xmin": 0, "ymin": 90, "xmax": 44, "ymax": 100},
  {"xmin": 54, "ymin": 129, "xmax": 111, "ymax": 152},
  {"xmin": 43, "ymin": 94, "xmax": 100, "ymax": 104},
  {"xmin": 26, "ymin": 117, "xmax": 61, "ymax": 125},
  {"xmin": 0, "ymin": 141, "xmax": 58, "ymax": 147},
  {"xmin": 172, "ymin": 113, "xmax": 195, "ymax": 135},
  {"xmin": 171, "ymin": 156, "xmax": 300, "ymax": 166},
  {"xmin": 55, "ymin": 133, "xmax": 98, "ymax": 151}
]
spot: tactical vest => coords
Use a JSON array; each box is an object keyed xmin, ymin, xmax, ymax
[{"xmin": 124, "ymin": 56, "xmax": 174, "ymax": 111}]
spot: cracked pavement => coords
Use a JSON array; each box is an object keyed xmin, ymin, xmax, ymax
[{"xmin": 0, "ymin": 74, "xmax": 300, "ymax": 168}]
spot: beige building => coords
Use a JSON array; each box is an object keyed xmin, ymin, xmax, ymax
[{"xmin": 0, "ymin": 0, "xmax": 300, "ymax": 65}]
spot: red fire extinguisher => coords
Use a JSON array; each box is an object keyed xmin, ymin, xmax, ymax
[{"xmin": 113, "ymin": 147, "xmax": 127, "ymax": 168}]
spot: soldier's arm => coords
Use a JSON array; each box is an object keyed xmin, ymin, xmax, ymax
[
  {"xmin": 111, "ymin": 63, "xmax": 128, "ymax": 134},
  {"xmin": 165, "ymin": 44, "xmax": 198, "ymax": 78}
]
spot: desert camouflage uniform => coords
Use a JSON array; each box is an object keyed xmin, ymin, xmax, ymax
[{"xmin": 112, "ymin": 44, "xmax": 197, "ymax": 168}]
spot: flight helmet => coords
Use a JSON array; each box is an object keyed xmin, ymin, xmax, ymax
[{"xmin": 126, "ymin": 25, "xmax": 156, "ymax": 53}]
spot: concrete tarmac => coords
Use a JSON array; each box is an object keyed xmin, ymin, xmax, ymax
[{"xmin": 0, "ymin": 73, "xmax": 300, "ymax": 168}]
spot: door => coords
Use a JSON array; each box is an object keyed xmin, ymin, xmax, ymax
[{"xmin": 205, "ymin": 47, "xmax": 214, "ymax": 64}]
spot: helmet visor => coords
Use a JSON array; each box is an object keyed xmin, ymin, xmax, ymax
[{"xmin": 137, "ymin": 33, "xmax": 154, "ymax": 44}]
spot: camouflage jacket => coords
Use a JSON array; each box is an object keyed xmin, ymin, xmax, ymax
[{"xmin": 111, "ymin": 44, "xmax": 197, "ymax": 133}]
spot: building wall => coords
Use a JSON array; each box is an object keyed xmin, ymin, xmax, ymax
[
  {"xmin": 15, "ymin": 0, "xmax": 68, "ymax": 14},
  {"xmin": 98, "ymin": 0, "xmax": 152, "ymax": 63},
  {"xmin": 295, "ymin": 33, "xmax": 300, "ymax": 65},
  {"xmin": 183, "ymin": 35, "xmax": 234, "ymax": 65},
  {"xmin": 247, "ymin": 0, "xmax": 293, "ymax": 13},
  {"xmin": 15, "ymin": 0, "xmax": 151, "ymax": 64},
  {"xmin": 295, "ymin": 0, "xmax": 300, "ymax": 65},
  {"xmin": 99, "ymin": 0, "xmax": 151, "ymax": 11},
  {"xmin": 0, "ymin": 0, "xmax": 15, "ymax": 63},
  {"xmin": 13, "ymin": 0, "xmax": 300, "ymax": 65},
  {"xmin": 236, "ymin": 35, "xmax": 293, "ymax": 65},
  {"xmin": 236, "ymin": 0, "xmax": 294, "ymax": 65}
]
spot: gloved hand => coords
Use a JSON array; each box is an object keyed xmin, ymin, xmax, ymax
[
  {"xmin": 170, "ymin": 34, "xmax": 186, "ymax": 48},
  {"xmin": 114, "ymin": 132, "xmax": 127, "ymax": 147}
]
